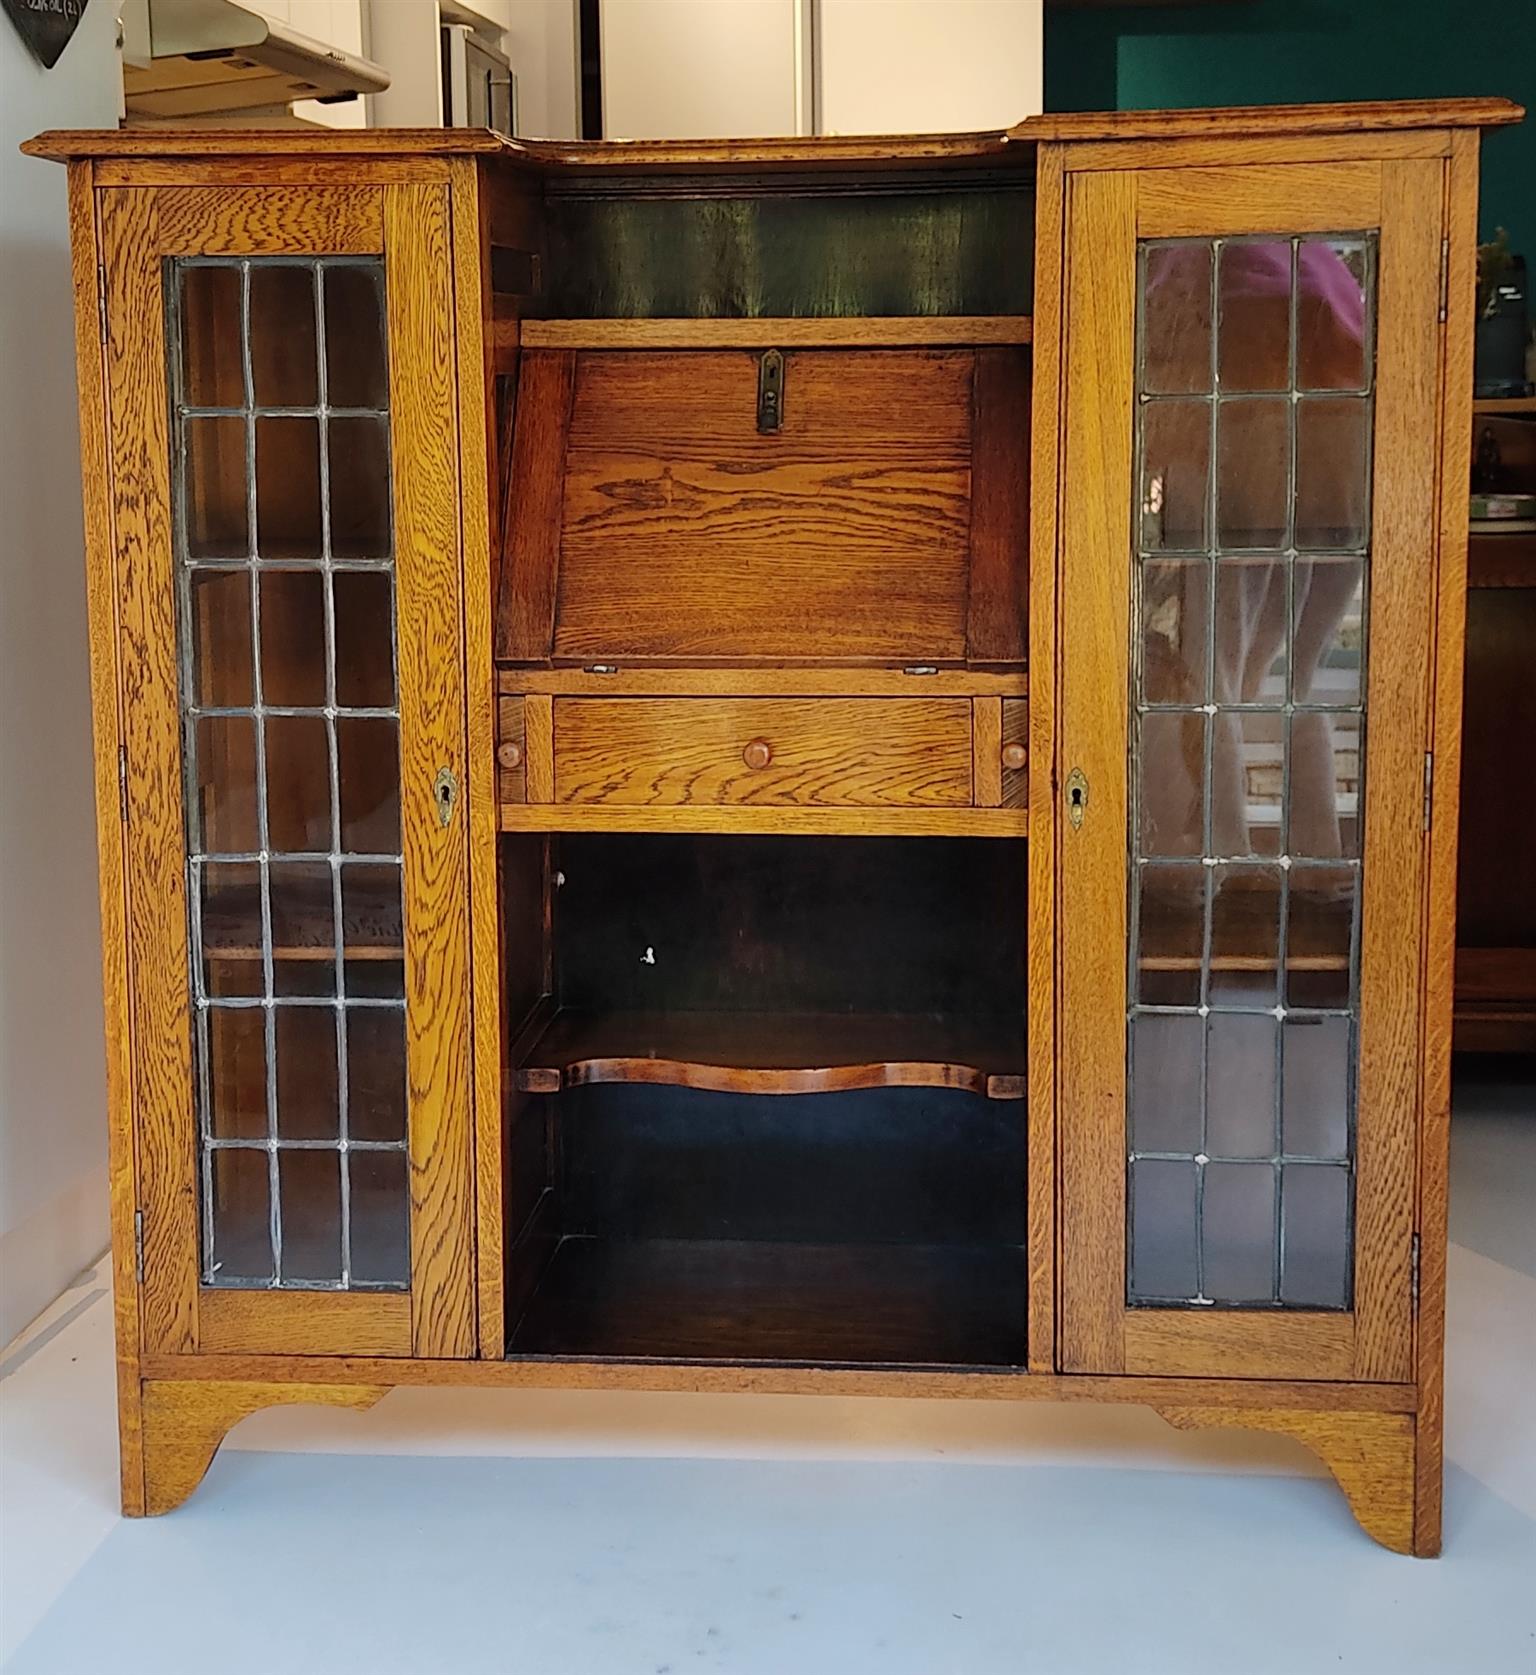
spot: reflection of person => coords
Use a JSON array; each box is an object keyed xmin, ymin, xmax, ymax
[{"xmin": 1140, "ymin": 240, "xmax": 1367, "ymax": 864}]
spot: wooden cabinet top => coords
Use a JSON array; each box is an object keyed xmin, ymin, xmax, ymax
[{"xmin": 23, "ymin": 96, "xmax": 1522, "ymax": 170}]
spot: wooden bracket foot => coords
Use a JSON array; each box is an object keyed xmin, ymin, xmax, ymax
[
  {"xmin": 1156, "ymin": 1404, "xmax": 1423, "ymax": 1555},
  {"xmin": 137, "ymin": 1378, "xmax": 388, "ymax": 1517}
]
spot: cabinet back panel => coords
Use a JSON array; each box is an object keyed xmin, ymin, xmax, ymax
[
  {"xmin": 544, "ymin": 187, "xmax": 1034, "ymax": 320},
  {"xmin": 553, "ymin": 834, "xmax": 1027, "ymax": 1016},
  {"xmin": 556, "ymin": 1083, "xmax": 1027, "ymax": 1246}
]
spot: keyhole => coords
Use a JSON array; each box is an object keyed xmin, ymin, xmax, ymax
[
  {"xmin": 433, "ymin": 766, "xmax": 458, "ymax": 828},
  {"xmin": 1070, "ymin": 786, "xmax": 1083, "ymax": 809},
  {"xmin": 1065, "ymin": 767, "xmax": 1088, "ymax": 829}
]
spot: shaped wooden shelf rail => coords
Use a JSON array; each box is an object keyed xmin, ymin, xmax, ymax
[{"xmin": 514, "ymin": 1009, "xmax": 1027, "ymax": 1099}]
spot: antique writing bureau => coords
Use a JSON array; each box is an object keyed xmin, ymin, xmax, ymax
[{"xmin": 26, "ymin": 96, "xmax": 1520, "ymax": 1553}]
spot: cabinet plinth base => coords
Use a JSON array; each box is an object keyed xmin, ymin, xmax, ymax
[
  {"xmin": 137, "ymin": 1379, "xmax": 388, "ymax": 1517},
  {"xmin": 1156, "ymin": 1404, "xmax": 1427, "ymax": 1556}
]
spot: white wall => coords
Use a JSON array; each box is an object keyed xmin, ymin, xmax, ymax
[
  {"xmin": 497, "ymin": 0, "xmax": 580, "ymax": 139},
  {"xmin": 817, "ymin": 0, "xmax": 1041, "ymax": 133},
  {"xmin": 0, "ymin": 0, "xmax": 121, "ymax": 1345}
]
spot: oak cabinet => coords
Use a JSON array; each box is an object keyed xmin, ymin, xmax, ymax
[{"xmin": 26, "ymin": 96, "xmax": 1520, "ymax": 1550}]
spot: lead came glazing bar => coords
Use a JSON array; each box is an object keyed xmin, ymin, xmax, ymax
[
  {"xmin": 170, "ymin": 255, "xmax": 409, "ymax": 1293},
  {"xmin": 1127, "ymin": 234, "xmax": 1374, "ymax": 1309}
]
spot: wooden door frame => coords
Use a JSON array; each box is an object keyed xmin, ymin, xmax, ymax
[
  {"xmin": 101, "ymin": 177, "xmax": 475, "ymax": 1360},
  {"xmin": 1051, "ymin": 149, "xmax": 1448, "ymax": 1383}
]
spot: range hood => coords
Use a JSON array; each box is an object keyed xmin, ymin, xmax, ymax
[{"xmin": 122, "ymin": 0, "xmax": 390, "ymax": 121}]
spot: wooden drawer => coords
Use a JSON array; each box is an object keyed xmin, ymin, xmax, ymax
[{"xmin": 551, "ymin": 697, "xmax": 973, "ymax": 807}]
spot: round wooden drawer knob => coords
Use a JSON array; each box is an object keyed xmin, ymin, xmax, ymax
[
  {"xmin": 497, "ymin": 740, "xmax": 524, "ymax": 771},
  {"xmin": 1001, "ymin": 743, "xmax": 1028, "ymax": 771},
  {"xmin": 742, "ymin": 738, "xmax": 773, "ymax": 770}
]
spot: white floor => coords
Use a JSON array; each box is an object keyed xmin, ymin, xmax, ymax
[{"xmin": 2, "ymin": 1076, "xmax": 1533, "ymax": 1674}]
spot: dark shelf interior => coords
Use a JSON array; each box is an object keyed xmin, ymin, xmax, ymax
[{"xmin": 508, "ymin": 1236, "xmax": 1029, "ymax": 1367}]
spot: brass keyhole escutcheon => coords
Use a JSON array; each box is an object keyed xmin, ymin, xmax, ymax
[
  {"xmin": 1065, "ymin": 766, "xmax": 1089, "ymax": 829},
  {"xmin": 434, "ymin": 765, "xmax": 459, "ymax": 828}
]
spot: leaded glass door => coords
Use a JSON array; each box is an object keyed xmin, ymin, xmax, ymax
[
  {"xmin": 101, "ymin": 183, "xmax": 474, "ymax": 1358},
  {"xmin": 1056, "ymin": 158, "xmax": 1446, "ymax": 1381}
]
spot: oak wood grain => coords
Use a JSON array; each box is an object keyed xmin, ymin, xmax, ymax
[
  {"xmin": 500, "ymin": 803, "xmax": 1027, "ymax": 838},
  {"xmin": 549, "ymin": 350, "xmax": 974, "ymax": 664},
  {"xmin": 1135, "ymin": 161, "xmax": 1382, "ymax": 239},
  {"xmin": 154, "ymin": 187, "xmax": 383, "ymax": 255},
  {"xmin": 967, "ymin": 346, "xmax": 1032, "ymax": 663},
  {"xmin": 523, "ymin": 693, "xmax": 555, "ymax": 803},
  {"xmin": 384, "ymin": 183, "xmax": 476, "ymax": 1359},
  {"xmin": 450, "ymin": 156, "xmax": 508, "ymax": 1359},
  {"xmin": 496, "ymin": 694, "xmax": 527, "ymax": 803},
  {"xmin": 498, "ymin": 667, "xmax": 1028, "ymax": 698},
  {"xmin": 100, "ymin": 186, "xmax": 199, "ymax": 1359},
  {"xmin": 139, "ymin": 1378, "xmax": 386, "ymax": 1516},
  {"xmin": 197, "ymin": 1288, "xmax": 411, "ymax": 1357},
  {"xmin": 515, "ymin": 1009, "xmax": 1027, "ymax": 1099},
  {"xmin": 1125, "ymin": 1311, "xmax": 1354, "ymax": 1380},
  {"xmin": 1001, "ymin": 697, "xmax": 1029, "ymax": 810},
  {"xmin": 1156, "ymin": 1405, "xmax": 1417, "ymax": 1555},
  {"xmin": 69, "ymin": 164, "xmax": 147, "ymax": 1512},
  {"xmin": 519, "ymin": 316, "xmax": 1033, "ymax": 349},
  {"xmin": 551, "ymin": 697, "xmax": 973, "ymax": 808},
  {"xmin": 973, "ymin": 697, "xmax": 1004, "ymax": 807},
  {"xmin": 495, "ymin": 349, "xmax": 573, "ymax": 661},
  {"xmin": 1025, "ymin": 142, "xmax": 1066, "ymax": 1374}
]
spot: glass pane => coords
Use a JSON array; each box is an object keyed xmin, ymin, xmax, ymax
[
  {"xmin": 333, "ymin": 570, "xmax": 395, "ymax": 707},
  {"xmin": 199, "ymin": 860, "xmax": 263, "ymax": 997},
  {"xmin": 209, "ymin": 1148, "xmax": 273, "ymax": 1284},
  {"xmin": 338, "ymin": 717, "xmax": 401, "ymax": 853},
  {"xmin": 1293, "ymin": 559, "xmax": 1364, "ymax": 706},
  {"xmin": 1298, "ymin": 241, "xmax": 1369, "ymax": 392},
  {"xmin": 249, "ymin": 265, "xmax": 318, "ymax": 407},
  {"xmin": 325, "ymin": 264, "xmax": 389, "ymax": 409},
  {"xmin": 178, "ymin": 265, "xmax": 243, "ymax": 408},
  {"xmin": 256, "ymin": 416, "xmax": 322, "ymax": 560},
  {"xmin": 1141, "ymin": 560, "xmax": 1207, "ymax": 707},
  {"xmin": 1217, "ymin": 399, "xmax": 1289, "ymax": 549},
  {"xmin": 174, "ymin": 258, "xmax": 406, "ymax": 1292},
  {"xmin": 1136, "ymin": 863, "xmax": 1204, "ymax": 1008},
  {"xmin": 1213, "ymin": 559, "xmax": 1287, "ymax": 706},
  {"xmin": 1282, "ymin": 1016, "xmax": 1351, "ymax": 1159},
  {"xmin": 328, "ymin": 418, "xmax": 392, "ymax": 559},
  {"xmin": 1281, "ymin": 1164, "xmax": 1351, "ymax": 1306},
  {"xmin": 1296, "ymin": 399, "xmax": 1369, "ymax": 550},
  {"xmin": 275, "ymin": 1008, "xmax": 340, "ymax": 1140},
  {"xmin": 350, "ymin": 1149, "xmax": 410, "ymax": 1287},
  {"xmin": 278, "ymin": 1149, "xmax": 343, "ymax": 1285},
  {"xmin": 1139, "ymin": 710, "xmax": 1206, "ymax": 857},
  {"xmin": 183, "ymin": 417, "xmax": 248, "ymax": 559},
  {"xmin": 207, "ymin": 1008, "xmax": 267, "ymax": 1140},
  {"xmin": 259, "ymin": 569, "xmax": 327, "ymax": 707},
  {"xmin": 1288, "ymin": 714, "xmax": 1360, "ymax": 859},
  {"xmin": 1142, "ymin": 243, "xmax": 1212, "ymax": 394},
  {"xmin": 189, "ymin": 569, "xmax": 253, "ymax": 707},
  {"xmin": 1218, "ymin": 239, "xmax": 1292, "ymax": 393},
  {"xmin": 264, "ymin": 715, "xmax": 332, "ymax": 854},
  {"xmin": 1287, "ymin": 865, "xmax": 1357, "ymax": 1010},
  {"xmin": 192, "ymin": 715, "xmax": 259, "ymax": 854},
  {"xmin": 1206, "ymin": 1013, "xmax": 1276, "ymax": 1157},
  {"xmin": 1140, "ymin": 400, "xmax": 1210, "ymax": 552},
  {"xmin": 1130, "ymin": 1159, "xmax": 1198, "ymax": 1300},
  {"xmin": 1129, "ymin": 233, "xmax": 1374, "ymax": 1310},
  {"xmin": 1130, "ymin": 1012, "xmax": 1202, "ymax": 1153},
  {"xmin": 1202, "ymin": 1161, "xmax": 1275, "ymax": 1301},
  {"xmin": 348, "ymin": 1009, "xmax": 407, "ymax": 1144},
  {"xmin": 1208, "ymin": 863, "xmax": 1281, "ymax": 1007}
]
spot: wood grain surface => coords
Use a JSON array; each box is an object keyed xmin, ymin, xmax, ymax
[
  {"xmin": 519, "ymin": 316, "xmax": 1032, "ymax": 349},
  {"xmin": 551, "ymin": 697, "xmax": 973, "ymax": 807}
]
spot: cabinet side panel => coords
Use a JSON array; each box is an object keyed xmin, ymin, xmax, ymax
[
  {"xmin": 71, "ymin": 166, "xmax": 146, "ymax": 1510},
  {"xmin": 386, "ymin": 184, "xmax": 476, "ymax": 1359},
  {"xmin": 1416, "ymin": 132, "xmax": 1480, "ymax": 1555},
  {"xmin": 1027, "ymin": 143, "xmax": 1066, "ymax": 1372},
  {"xmin": 1056, "ymin": 169, "xmax": 1137, "ymax": 1374},
  {"xmin": 1351, "ymin": 158, "xmax": 1444, "ymax": 1384},
  {"xmin": 99, "ymin": 186, "xmax": 200, "ymax": 1357}
]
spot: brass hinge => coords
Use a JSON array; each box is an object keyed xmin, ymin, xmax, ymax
[
  {"xmin": 1410, "ymin": 1232, "xmax": 1421, "ymax": 1312},
  {"xmin": 134, "ymin": 1209, "xmax": 145, "ymax": 1286},
  {"xmin": 1423, "ymin": 751, "xmax": 1434, "ymax": 833},
  {"xmin": 118, "ymin": 743, "xmax": 129, "ymax": 825},
  {"xmin": 1437, "ymin": 238, "xmax": 1450, "ymax": 323}
]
